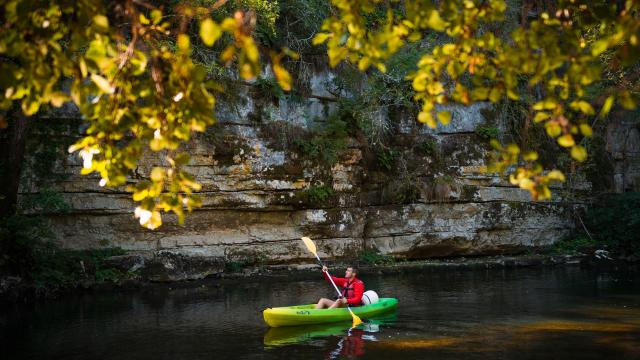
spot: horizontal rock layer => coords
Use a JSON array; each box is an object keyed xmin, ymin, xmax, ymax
[{"xmin": 19, "ymin": 67, "xmax": 577, "ymax": 265}]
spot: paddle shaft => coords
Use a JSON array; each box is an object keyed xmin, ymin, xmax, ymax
[{"xmin": 313, "ymin": 254, "xmax": 358, "ymax": 317}]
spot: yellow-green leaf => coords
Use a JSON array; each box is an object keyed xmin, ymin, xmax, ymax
[
  {"xmin": 591, "ymin": 39, "xmax": 609, "ymax": 56},
  {"xmin": 489, "ymin": 88, "xmax": 502, "ymax": 103},
  {"xmin": 312, "ymin": 33, "xmax": 332, "ymax": 45},
  {"xmin": 570, "ymin": 100, "xmax": 595, "ymax": 115},
  {"xmin": 425, "ymin": 10, "xmax": 447, "ymax": 31},
  {"xmin": 506, "ymin": 143, "xmax": 520, "ymax": 155},
  {"xmin": 545, "ymin": 122, "xmax": 562, "ymax": 137},
  {"xmin": 599, "ymin": 95, "xmax": 614, "ymax": 118},
  {"xmin": 90, "ymin": 74, "xmax": 114, "ymax": 94},
  {"xmin": 412, "ymin": 74, "xmax": 428, "ymax": 92},
  {"xmin": 437, "ymin": 111, "xmax": 451, "ymax": 125},
  {"xmin": 150, "ymin": 9, "xmax": 162, "ymax": 24},
  {"xmin": 579, "ymin": 123, "xmax": 593, "ymax": 137},
  {"xmin": 245, "ymin": 43, "xmax": 260, "ymax": 63},
  {"xmin": 150, "ymin": 167, "xmax": 165, "ymax": 182},
  {"xmin": 139, "ymin": 13, "xmax": 150, "ymax": 25},
  {"xmin": 533, "ymin": 112, "xmax": 550, "ymax": 123},
  {"xmin": 177, "ymin": 34, "xmax": 190, "ymax": 53},
  {"xmin": 557, "ymin": 134, "xmax": 575, "ymax": 147},
  {"xmin": 547, "ymin": 170, "xmax": 566, "ymax": 182},
  {"xmin": 200, "ymin": 18, "xmax": 222, "ymax": 47},
  {"xmin": 533, "ymin": 99, "xmax": 557, "ymax": 110},
  {"xmin": 273, "ymin": 63, "xmax": 292, "ymax": 91},
  {"xmin": 50, "ymin": 92, "xmax": 67, "ymax": 107},
  {"xmin": 523, "ymin": 151, "xmax": 538, "ymax": 161},
  {"xmin": 93, "ymin": 15, "xmax": 109, "ymax": 32},
  {"xmin": 571, "ymin": 145, "xmax": 587, "ymax": 162},
  {"xmin": 418, "ymin": 111, "xmax": 436, "ymax": 128},
  {"xmin": 619, "ymin": 91, "xmax": 636, "ymax": 110},
  {"xmin": 471, "ymin": 87, "xmax": 489, "ymax": 100}
]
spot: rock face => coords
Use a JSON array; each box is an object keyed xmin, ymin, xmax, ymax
[
  {"xmin": 607, "ymin": 112, "xmax": 640, "ymax": 193},
  {"xmin": 18, "ymin": 66, "xmax": 578, "ymax": 266}
]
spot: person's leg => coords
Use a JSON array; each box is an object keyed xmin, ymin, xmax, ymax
[
  {"xmin": 329, "ymin": 299, "xmax": 346, "ymax": 309},
  {"xmin": 315, "ymin": 298, "xmax": 335, "ymax": 309}
]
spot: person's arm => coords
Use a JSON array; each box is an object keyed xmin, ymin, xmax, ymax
[
  {"xmin": 346, "ymin": 281, "xmax": 364, "ymax": 306},
  {"xmin": 322, "ymin": 266, "xmax": 346, "ymax": 288}
]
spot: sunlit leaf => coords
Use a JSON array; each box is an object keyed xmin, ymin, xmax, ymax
[
  {"xmin": 557, "ymin": 134, "xmax": 575, "ymax": 148},
  {"xmin": 177, "ymin": 34, "xmax": 190, "ymax": 53},
  {"xmin": 273, "ymin": 63, "xmax": 292, "ymax": 91},
  {"xmin": 90, "ymin": 74, "xmax": 114, "ymax": 94},
  {"xmin": 425, "ymin": 10, "xmax": 447, "ymax": 31},
  {"xmin": 523, "ymin": 151, "xmax": 538, "ymax": 161},
  {"xmin": 93, "ymin": 15, "xmax": 109, "ymax": 32},
  {"xmin": 547, "ymin": 170, "xmax": 566, "ymax": 182},
  {"xmin": 579, "ymin": 124, "xmax": 593, "ymax": 137},
  {"xmin": 599, "ymin": 96, "xmax": 615, "ymax": 118},
  {"xmin": 437, "ymin": 111, "xmax": 452, "ymax": 125},
  {"xmin": 418, "ymin": 111, "xmax": 436, "ymax": 128},
  {"xmin": 570, "ymin": 145, "xmax": 587, "ymax": 162},
  {"xmin": 570, "ymin": 100, "xmax": 595, "ymax": 115},
  {"xmin": 313, "ymin": 33, "xmax": 332, "ymax": 45},
  {"xmin": 533, "ymin": 112, "xmax": 550, "ymax": 123},
  {"xmin": 200, "ymin": 18, "xmax": 222, "ymax": 47}
]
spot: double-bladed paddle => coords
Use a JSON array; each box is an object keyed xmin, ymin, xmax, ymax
[{"xmin": 301, "ymin": 236, "xmax": 363, "ymax": 327}]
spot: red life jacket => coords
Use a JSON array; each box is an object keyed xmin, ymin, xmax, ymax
[
  {"xmin": 323, "ymin": 272, "xmax": 365, "ymax": 306},
  {"xmin": 340, "ymin": 279, "xmax": 360, "ymax": 299}
]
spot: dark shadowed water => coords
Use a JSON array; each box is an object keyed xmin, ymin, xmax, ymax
[{"xmin": 1, "ymin": 266, "xmax": 639, "ymax": 359}]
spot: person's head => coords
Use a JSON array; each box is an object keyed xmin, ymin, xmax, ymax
[{"xmin": 345, "ymin": 266, "xmax": 358, "ymax": 279}]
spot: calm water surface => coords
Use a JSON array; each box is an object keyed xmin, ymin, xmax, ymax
[{"xmin": 1, "ymin": 266, "xmax": 639, "ymax": 359}]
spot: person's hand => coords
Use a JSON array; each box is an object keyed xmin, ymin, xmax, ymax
[
  {"xmin": 339, "ymin": 298, "xmax": 348, "ymax": 305},
  {"xmin": 322, "ymin": 265, "xmax": 328, "ymax": 272}
]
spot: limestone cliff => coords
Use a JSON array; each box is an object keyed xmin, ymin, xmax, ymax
[{"xmin": 17, "ymin": 66, "xmax": 580, "ymax": 268}]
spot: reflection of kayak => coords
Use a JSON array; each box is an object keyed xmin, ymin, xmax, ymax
[
  {"xmin": 263, "ymin": 298, "xmax": 398, "ymax": 327},
  {"xmin": 264, "ymin": 313, "xmax": 397, "ymax": 347}
]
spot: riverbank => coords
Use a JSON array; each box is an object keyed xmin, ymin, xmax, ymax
[{"xmin": 2, "ymin": 251, "xmax": 637, "ymax": 303}]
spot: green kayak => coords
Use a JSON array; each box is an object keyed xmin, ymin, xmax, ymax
[{"xmin": 263, "ymin": 298, "xmax": 398, "ymax": 327}]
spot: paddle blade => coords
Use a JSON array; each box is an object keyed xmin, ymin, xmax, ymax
[
  {"xmin": 301, "ymin": 236, "xmax": 317, "ymax": 257},
  {"xmin": 351, "ymin": 313, "xmax": 363, "ymax": 327}
]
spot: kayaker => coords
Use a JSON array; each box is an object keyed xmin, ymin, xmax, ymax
[{"xmin": 315, "ymin": 265, "xmax": 364, "ymax": 309}]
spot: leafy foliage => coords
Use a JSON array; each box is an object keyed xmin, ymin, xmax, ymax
[
  {"xmin": 31, "ymin": 245, "xmax": 128, "ymax": 287},
  {"xmin": 276, "ymin": 0, "xmax": 332, "ymax": 54},
  {"xmin": 304, "ymin": 185, "xmax": 334, "ymax": 203},
  {"xmin": 314, "ymin": 0, "xmax": 640, "ymax": 201},
  {"xmin": 224, "ymin": 260, "xmax": 247, "ymax": 273},
  {"xmin": 392, "ymin": 181, "xmax": 421, "ymax": 204},
  {"xmin": 3, "ymin": 0, "xmax": 640, "ymax": 230},
  {"xmin": 552, "ymin": 236, "xmax": 597, "ymax": 255},
  {"xmin": 584, "ymin": 192, "xmax": 640, "ymax": 256},
  {"xmin": 0, "ymin": 0, "xmax": 295, "ymax": 229},
  {"xmin": 476, "ymin": 126, "xmax": 500, "ymax": 140},
  {"xmin": 359, "ymin": 249, "xmax": 395, "ymax": 265},
  {"xmin": 376, "ymin": 147, "xmax": 399, "ymax": 171},
  {"xmin": 0, "ymin": 213, "xmax": 129, "ymax": 287},
  {"xmin": 20, "ymin": 188, "xmax": 71, "ymax": 214},
  {"xmin": 254, "ymin": 76, "xmax": 286, "ymax": 100},
  {"xmin": 0, "ymin": 214, "xmax": 52, "ymax": 274},
  {"xmin": 294, "ymin": 113, "xmax": 349, "ymax": 163},
  {"xmin": 417, "ymin": 139, "xmax": 438, "ymax": 156}
]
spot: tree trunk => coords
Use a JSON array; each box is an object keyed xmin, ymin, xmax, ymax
[{"xmin": 0, "ymin": 107, "xmax": 30, "ymax": 218}]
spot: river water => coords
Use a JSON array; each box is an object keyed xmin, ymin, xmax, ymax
[{"xmin": 2, "ymin": 266, "xmax": 639, "ymax": 359}]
